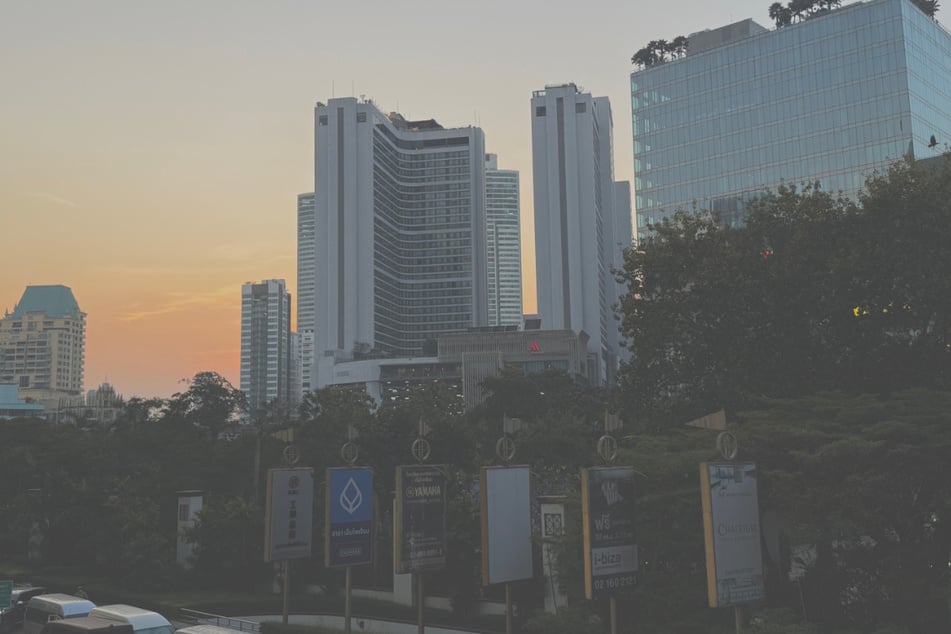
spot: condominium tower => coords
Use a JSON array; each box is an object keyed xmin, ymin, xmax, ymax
[
  {"xmin": 240, "ymin": 279, "xmax": 292, "ymax": 414},
  {"xmin": 484, "ymin": 153, "xmax": 523, "ymax": 327},
  {"xmin": 531, "ymin": 83, "xmax": 631, "ymax": 384},
  {"xmin": 631, "ymin": 0, "xmax": 951, "ymax": 242},
  {"xmin": 312, "ymin": 97, "xmax": 487, "ymax": 389},
  {"xmin": 297, "ymin": 192, "xmax": 316, "ymax": 393},
  {"xmin": 0, "ymin": 285, "xmax": 86, "ymax": 401}
]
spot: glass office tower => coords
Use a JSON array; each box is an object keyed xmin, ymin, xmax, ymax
[{"xmin": 631, "ymin": 0, "xmax": 951, "ymax": 242}]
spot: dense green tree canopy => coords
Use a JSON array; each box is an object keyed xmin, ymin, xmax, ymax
[{"xmin": 617, "ymin": 155, "xmax": 951, "ymax": 419}]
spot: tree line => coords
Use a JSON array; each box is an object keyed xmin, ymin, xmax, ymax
[{"xmin": 1, "ymin": 155, "xmax": 950, "ymax": 632}]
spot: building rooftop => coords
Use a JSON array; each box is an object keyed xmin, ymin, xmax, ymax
[
  {"xmin": 9, "ymin": 285, "xmax": 82, "ymax": 319},
  {"xmin": 387, "ymin": 112, "xmax": 444, "ymax": 131}
]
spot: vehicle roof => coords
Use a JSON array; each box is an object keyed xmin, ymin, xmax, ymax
[
  {"xmin": 12, "ymin": 586, "xmax": 45, "ymax": 597},
  {"xmin": 175, "ymin": 626, "xmax": 245, "ymax": 634},
  {"xmin": 48, "ymin": 617, "xmax": 134, "ymax": 632},
  {"xmin": 89, "ymin": 606, "xmax": 170, "ymax": 628},
  {"xmin": 28, "ymin": 595, "xmax": 96, "ymax": 615}
]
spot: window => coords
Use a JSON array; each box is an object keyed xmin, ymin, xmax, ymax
[
  {"xmin": 535, "ymin": 106, "xmax": 546, "ymax": 117},
  {"xmin": 357, "ymin": 112, "xmax": 367, "ymax": 123},
  {"xmin": 318, "ymin": 115, "xmax": 328, "ymax": 126},
  {"xmin": 178, "ymin": 504, "xmax": 190, "ymax": 521},
  {"xmin": 576, "ymin": 102, "xmax": 587, "ymax": 113}
]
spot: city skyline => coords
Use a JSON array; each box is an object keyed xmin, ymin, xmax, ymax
[{"xmin": 2, "ymin": 0, "xmax": 814, "ymax": 398}]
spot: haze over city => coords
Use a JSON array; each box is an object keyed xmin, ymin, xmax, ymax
[{"xmin": 0, "ymin": 0, "xmax": 773, "ymax": 398}]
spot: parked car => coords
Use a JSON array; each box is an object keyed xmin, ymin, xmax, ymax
[
  {"xmin": 44, "ymin": 617, "xmax": 132, "ymax": 634},
  {"xmin": 0, "ymin": 586, "xmax": 46, "ymax": 633},
  {"xmin": 22, "ymin": 595, "xmax": 95, "ymax": 634},
  {"xmin": 87, "ymin": 607, "xmax": 170, "ymax": 634}
]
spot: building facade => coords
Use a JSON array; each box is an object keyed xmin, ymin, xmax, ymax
[
  {"xmin": 312, "ymin": 97, "xmax": 488, "ymax": 389},
  {"xmin": 484, "ymin": 153, "xmax": 523, "ymax": 327},
  {"xmin": 322, "ymin": 327, "xmax": 590, "ymax": 411},
  {"xmin": 531, "ymin": 84, "xmax": 631, "ymax": 384},
  {"xmin": 297, "ymin": 192, "xmax": 316, "ymax": 395},
  {"xmin": 631, "ymin": 0, "xmax": 951, "ymax": 242},
  {"xmin": 0, "ymin": 285, "xmax": 86, "ymax": 404},
  {"xmin": 240, "ymin": 279, "xmax": 292, "ymax": 414}
]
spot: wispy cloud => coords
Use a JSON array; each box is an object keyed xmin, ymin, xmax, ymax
[
  {"xmin": 119, "ymin": 284, "xmax": 238, "ymax": 322},
  {"xmin": 28, "ymin": 192, "xmax": 78, "ymax": 208}
]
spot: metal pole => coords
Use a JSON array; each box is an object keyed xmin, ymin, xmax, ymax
[
  {"xmin": 281, "ymin": 560, "xmax": 290, "ymax": 624},
  {"xmin": 345, "ymin": 566, "xmax": 352, "ymax": 633},
  {"xmin": 505, "ymin": 583, "xmax": 512, "ymax": 634},
  {"xmin": 610, "ymin": 596, "xmax": 618, "ymax": 634},
  {"xmin": 735, "ymin": 605, "xmax": 743, "ymax": 634},
  {"xmin": 417, "ymin": 573, "xmax": 424, "ymax": 634}
]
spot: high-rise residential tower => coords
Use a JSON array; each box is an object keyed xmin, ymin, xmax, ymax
[
  {"xmin": 631, "ymin": 0, "xmax": 951, "ymax": 243},
  {"xmin": 531, "ymin": 84, "xmax": 631, "ymax": 385},
  {"xmin": 312, "ymin": 97, "xmax": 487, "ymax": 389},
  {"xmin": 296, "ymin": 192, "xmax": 316, "ymax": 394},
  {"xmin": 240, "ymin": 279, "xmax": 292, "ymax": 414},
  {"xmin": 0, "ymin": 285, "xmax": 86, "ymax": 402},
  {"xmin": 484, "ymin": 153, "xmax": 523, "ymax": 327}
]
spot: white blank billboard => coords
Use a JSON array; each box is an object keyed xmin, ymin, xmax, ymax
[{"xmin": 481, "ymin": 466, "xmax": 534, "ymax": 585}]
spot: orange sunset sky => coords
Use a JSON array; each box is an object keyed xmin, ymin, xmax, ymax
[{"xmin": 1, "ymin": 0, "xmax": 770, "ymax": 398}]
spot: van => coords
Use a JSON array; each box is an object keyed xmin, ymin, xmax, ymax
[
  {"xmin": 88, "ymin": 606, "xmax": 171, "ymax": 634},
  {"xmin": 45, "ymin": 617, "xmax": 133, "ymax": 634},
  {"xmin": 0, "ymin": 585, "xmax": 46, "ymax": 633},
  {"xmin": 22, "ymin": 595, "xmax": 96, "ymax": 634}
]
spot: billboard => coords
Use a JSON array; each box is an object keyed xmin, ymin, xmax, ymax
[
  {"xmin": 700, "ymin": 462, "xmax": 766, "ymax": 607},
  {"xmin": 582, "ymin": 466, "xmax": 638, "ymax": 599},
  {"xmin": 264, "ymin": 468, "xmax": 314, "ymax": 562},
  {"xmin": 480, "ymin": 465, "xmax": 534, "ymax": 585},
  {"xmin": 325, "ymin": 467, "xmax": 374, "ymax": 567},
  {"xmin": 394, "ymin": 465, "xmax": 447, "ymax": 574}
]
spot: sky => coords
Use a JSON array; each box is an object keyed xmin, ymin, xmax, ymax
[{"xmin": 0, "ymin": 0, "xmax": 772, "ymax": 399}]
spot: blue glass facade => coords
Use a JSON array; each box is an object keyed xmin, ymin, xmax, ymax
[{"xmin": 631, "ymin": 0, "xmax": 951, "ymax": 242}]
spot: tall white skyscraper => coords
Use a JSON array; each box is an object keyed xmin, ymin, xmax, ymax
[
  {"xmin": 484, "ymin": 153, "xmax": 522, "ymax": 327},
  {"xmin": 240, "ymin": 279, "xmax": 291, "ymax": 414},
  {"xmin": 531, "ymin": 83, "xmax": 630, "ymax": 384},
  {"xmin": 296, "ymin": 192, "xmax": 316, "ymax": 394},
  {"xmin": 313, "ymin": 97, "xmax": 487, "ymax": 388}
]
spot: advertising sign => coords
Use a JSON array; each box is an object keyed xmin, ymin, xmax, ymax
[
  {"xmin": 700, "ymin": 462, "xmax": 766, "ymax": 607},
  {"xmin": 480, "ymin": 465, "xmax": 534, "ymax": 585},
  {"xmin": 395, "ymin": 465, "xmax": 447, "ymax": 574},
  {"xmin": 264, "ymin": 468, "xmax": 314, "ymax": 562},
  {"xmin": 325, "ymin": 467, "xmax": 374, "ymax": 567},
  {"xmin": 582, "ymin": 467, "xmax": 638, "ymax": 599}
]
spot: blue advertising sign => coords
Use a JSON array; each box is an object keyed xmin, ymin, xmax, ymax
[{"xmin": 325, "ymin": 467, "xmax": 374, "ymax": 567}]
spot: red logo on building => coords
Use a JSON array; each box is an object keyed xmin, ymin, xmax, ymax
[{"xmin": 529, "ymin": 342, "xmax": 540, "ymax": 352}]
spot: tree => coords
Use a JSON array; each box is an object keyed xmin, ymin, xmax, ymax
[
  {"xmin": 165, "ymin": 371, "xmax": 247, "ymax": 440},
  {"xmin": 632, "ymin": 36, "xmax": 689, "ymax": 69},
  {"xmin": 737, "ymin": 390, "xmax": 951, "ymax": 632},
  {"xmin": 770, "ymin": 2, "xmax": 794, "ymax": 26},
  {"xmin": 911, "ymin": 0, "xmax": 940, "ymax": 17},
  {"xmin": 187, "ymin": 496, "xmax": 269, "ymax": 590},
  {"xmin": 616, "ymin": 154, "xmax": 951, "ymax": 418}
]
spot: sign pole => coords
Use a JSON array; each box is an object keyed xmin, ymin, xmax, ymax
[
  {"xmin": 281, "ymin": 560, "xmax": 290, "ymax": 624},
  {"xmin": 345, "ymin": 565, "xmax": 352, "ymax": 633},
  {"xmin": 417, "ymin": 573, "xmax": 424, "ymax": 634},
  {"xmin": 735, "ymin": 605, "xmax": 743, "ymax": 634},
  {"xmin": 505, "ymin": 582, "xmax": 513, "ymax": 634},
  {"xmin": 610, "ymin": 596, "xmax": 618, "ymax": 634}
]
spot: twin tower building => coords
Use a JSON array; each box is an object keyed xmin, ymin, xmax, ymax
[{"xmin": 282, "ymin": 84, "xmax": 631, "ymax": 408}]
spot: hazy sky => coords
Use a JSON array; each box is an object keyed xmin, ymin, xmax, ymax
[{"xmin": 1, "ymin": 0, "xmax": 771, "ymax": 398}]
